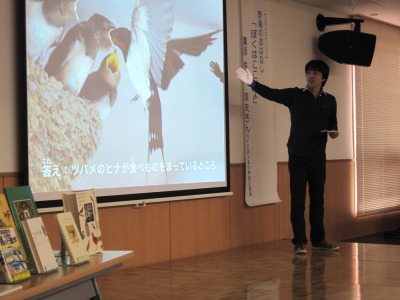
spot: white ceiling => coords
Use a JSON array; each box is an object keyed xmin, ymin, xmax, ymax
[{"xmin": 290, "ymin": 0, "xmax": 400, "ymax": 27}]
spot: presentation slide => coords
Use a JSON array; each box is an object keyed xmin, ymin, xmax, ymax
[{"xmin": 25, "ymin": 0, "xmax": 228, "ymax": 206}]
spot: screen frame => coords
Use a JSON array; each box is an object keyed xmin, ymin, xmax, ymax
[{"xmin": 23, "ymin": 0, "xmax": 231, "ymax": 211}]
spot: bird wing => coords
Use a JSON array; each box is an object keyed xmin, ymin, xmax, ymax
[
  {"xmin": 44, "ymin": 23, "xmax": 82, "ymax": 77},
  {"xmin": 79, "ymin": 72, "xmax": 106, "ymax": 102},
  {"xmin": 161, "ymin": 30, "xmax": 222, "ymax": 90},
  {"xmin": 131, "ymin": 0, "xmax": 176, "ymax": 88}
]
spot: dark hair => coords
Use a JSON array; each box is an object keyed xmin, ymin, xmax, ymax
[{"xmin": 305, "ymin": 59, "xmax": 330, "ymax": 86}]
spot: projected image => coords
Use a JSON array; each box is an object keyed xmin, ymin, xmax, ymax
[{"xmin": 26, "ymin": 0, "xmax": 227, "ymax": 203}]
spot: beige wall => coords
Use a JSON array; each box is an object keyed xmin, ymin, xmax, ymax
[{"xmin": 0, "ymin": 0, "xmax": 19, "ymax": 172}]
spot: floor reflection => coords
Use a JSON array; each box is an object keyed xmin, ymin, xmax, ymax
[{"xmin": 98, "ymin": 240, "xmax": 400, "ymax": 300}]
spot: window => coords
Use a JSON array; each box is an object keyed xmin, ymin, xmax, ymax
[{"xmin": 355, "ymin": 19, "xmax": 400, "ymax": 216}]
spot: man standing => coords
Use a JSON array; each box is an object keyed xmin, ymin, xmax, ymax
[{"xmin": 236, "ymin": 60, "xmax": 340, "ymax": 254}]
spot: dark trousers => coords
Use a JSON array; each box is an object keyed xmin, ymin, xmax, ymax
[{"xmin": 288, "ymin": 154, "xmax": 326, "ymax": 245}]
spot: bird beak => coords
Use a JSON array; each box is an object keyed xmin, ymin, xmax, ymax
[{"xmin": 107, "ymin": 51, "xmax": 120, "ymax": 74}]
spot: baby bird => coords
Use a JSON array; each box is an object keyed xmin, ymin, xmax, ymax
[
  {"xmin": 26, "ymin": 0, "xmax": 79, "ymax": 67},
  {"xmin": 79, "ymin": 51, "xmax": 121, "ymax": 120}
]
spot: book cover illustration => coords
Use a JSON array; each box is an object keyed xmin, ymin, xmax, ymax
[
  {"xmin": 22, "ymin": 217, "xmax": 58, "ymax": 274},
  {"xmin": 66, "ymin": 224, "xmax": 80, "ymax": 244},
  {"xmin": 4, "ymin": 186, "xmax": 39, "ymax": 267},
  {"xmin": 0, "ymin": 194, "xmax": 14, "ymax": 228},
  {"xmin": 80, "ymin": 194, "xmax": 103, "ymax": 254},
  {"xmin": 14, "ymin": 199, "xmax": 37, "ymax": 221},
  {"xmin": 0, "ymin": 227, "xmax": 30, "ymax": 283}
]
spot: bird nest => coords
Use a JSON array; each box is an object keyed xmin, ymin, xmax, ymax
[{"xmin": 27, "ymin": 58, "xmax": 102, "ymax": 192}]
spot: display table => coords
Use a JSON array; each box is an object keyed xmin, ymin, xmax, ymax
[{"xmin": 1, "ymin": 250, "xmax": 134, "ymax": 300}]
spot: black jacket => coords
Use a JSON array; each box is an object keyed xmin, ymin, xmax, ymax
[{"xmin": 251, "ymin": 81, "xmax": 338, "ymax": 161}]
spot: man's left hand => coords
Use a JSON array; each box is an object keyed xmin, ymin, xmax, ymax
[{"xmin": 329, "ymin": 130, "xmax": 339, "ymax": 139}]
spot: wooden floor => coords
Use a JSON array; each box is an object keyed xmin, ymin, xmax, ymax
[{"xmin": 98, "ymin": 240, "xmax": 400, "ymax": 299}]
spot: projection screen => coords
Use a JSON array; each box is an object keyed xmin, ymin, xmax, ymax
[{"xmin": 25, "ymin": 0, "xmax": 229, "ymax": 210}]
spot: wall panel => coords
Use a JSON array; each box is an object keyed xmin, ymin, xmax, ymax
[
  {"xmin": 170, "ymin": 197, "xmax": 230, "ymax": 260},
  {"xmin": 229, "ymin": 164, "xmax": 280, "ymax": 248}
]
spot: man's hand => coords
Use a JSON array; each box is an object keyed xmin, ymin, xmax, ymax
[
  {"xmin": 236, "ymin": 67, "xmax": 253, "ymax": 85},
  {"xmin": 329, "ymin": 130, "xmax": 339, "ymax": 139}
]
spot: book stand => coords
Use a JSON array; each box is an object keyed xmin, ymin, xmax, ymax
[{"xmin": 56, "ymin": 241, "xmax": 89, "ymax": 266}]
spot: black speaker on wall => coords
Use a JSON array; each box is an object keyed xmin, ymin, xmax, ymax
[
  {"xmin": 318, "ymin": 30, "xmax": 376, "ymax": 67},
  {"xmin": 316, "ymin": 14, "xmax": 376, "ymax": 67}
]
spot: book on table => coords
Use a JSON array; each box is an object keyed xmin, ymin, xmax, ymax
[
  {"xmin": 4, "ymin": 186, "xmax": 39, "ymax": 270},
  {"xmin": 55, "ymin": 212, "xmax": 89, "ymax": 265},
  {"xmin": 21, "ymin": 216, "xmax": 58, "ymax": 273},
  {"xmin": 0, "ymin": 194, "xmax": 27, "ymax": 261},
  {"xmin": 62, "ymin": 189, "xmax": 103, "ymax": 255},
  {"xmin": 0, "ymin": 226, "xmax": 30, "ymax": 283}
]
